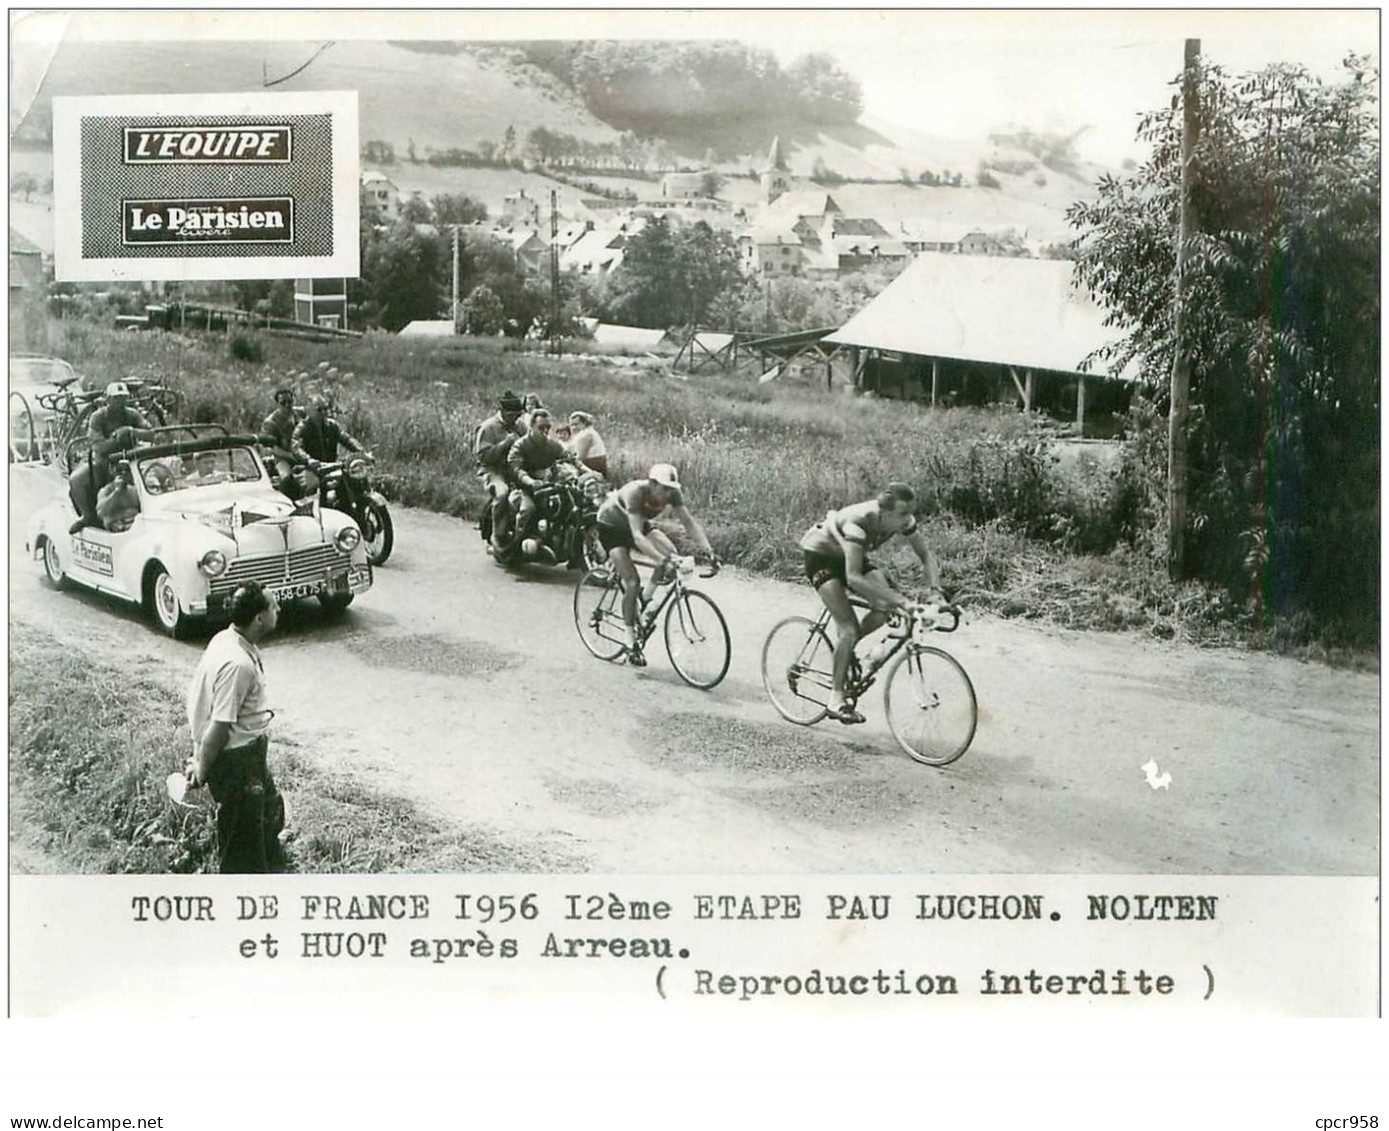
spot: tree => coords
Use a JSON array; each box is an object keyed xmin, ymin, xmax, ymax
[
  {"xmin": 599, "ymin": 216, "xmax": 744, "ymax": 329},
  {"xmin": 699, "ymin": 170, "xmax": 724, "ymax": 198},
  {"xmin": 401, "ymin": 193, "xmax": 432, "ymax": 223},
  {"xmin": 10, "ymin": 171, "xmax": 38, "ymax": 200},
  {"xmin": 431, "ymin": 193, "xmax": 488, "ymax": 227},
  {"xmin": 1068, "ymin": 57, "xmax": 1379, "ymax": 639},
  {"xmin": 362, "ymin": 221, "xmax": 447, "ymax": 332},
  {"xmin": 460, "ymin": 284, "xmax": 505, "ymax": 336},
  {"xmin": 362, "ymin": 139, "xmax": 396, "ymax": 165}
]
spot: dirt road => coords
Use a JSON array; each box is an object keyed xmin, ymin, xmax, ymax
[{"xmin": 8, "ymin": 464, "xmax": 1379, "ymax": 874}]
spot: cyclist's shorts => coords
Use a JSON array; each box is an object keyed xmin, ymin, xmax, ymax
[
  {"xmin": 597, "ymin": 518, "xmax": 651, "ymax": 554},
  {"xmin": 804, "ymin": 550, "xmax": 876, "ymax": 590}
]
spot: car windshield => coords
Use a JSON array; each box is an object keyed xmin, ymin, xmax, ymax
[
  {"xmin": 9, "ymin": 357, "xmax": 76, "ymax": 387},
  {"xmin": 136, "ymin": 447, "xmax": 265, "ymax": 495}
]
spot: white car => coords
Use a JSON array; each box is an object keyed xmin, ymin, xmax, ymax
[{"xmin": 26, "ymin": 427, "xmax": 373, "ymax": 636}]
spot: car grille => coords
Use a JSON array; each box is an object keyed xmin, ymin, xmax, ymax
[{"xmin": 211, "ymin": 544, "xmax": 348, "ymax": 592}]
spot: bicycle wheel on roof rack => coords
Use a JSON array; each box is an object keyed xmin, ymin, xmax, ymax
[{"xmin": 8, "ymin": 392, "xmax": 37, "ymax": 463}]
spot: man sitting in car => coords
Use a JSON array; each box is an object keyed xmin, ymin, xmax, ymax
[
  {"xmin": 70, "ymin": 381, "xmax": 158, "ymax": 533},
  {"xmin": 95, "ymin": 459, "xmax": 141, "ymax": 533},
  {"xmin": 505, "ymin": 408, "xmax": 583, "ymax": 544}
]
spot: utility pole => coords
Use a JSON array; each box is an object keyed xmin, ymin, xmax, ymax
[
  {"xmin": 548, "ymin": 189, "xmax": 561, "ymax": 356},
  {"xmin": 451, "ymin": 225, "xmax": 460, "ymax": 333},
  {"xmin": 1167, "ymin": 37, "xmax": 1200, "ymax": 581}
]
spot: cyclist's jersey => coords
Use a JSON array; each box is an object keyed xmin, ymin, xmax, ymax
[
  {"xmin": 596, "ymin": 478, "xmax": 685, "ymax": 531},
  {"xmin": 88, "ymin": 403, "xmax": 150, "ymax": 442},
  {"xmin": 799, "ymin": 500, "xmax": 916, "ymax": 558}
]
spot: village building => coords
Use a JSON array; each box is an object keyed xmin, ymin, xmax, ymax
[
  {"xmin": 501, "ymin": 189, "xmax": 541, "ymax": 226},
  {"xmin": 361, "ymin": 170, "xmax": 400, "ymax": 223},
  {"xmin": 9, "ymin": 227, "xmax": 47, "ymax": 351},
  {"xmin": 660, "ymin": 170, "xmax": 708, "ymax": 199},
  {"xmin": 825, "ymin": 252, "xmax": 1137, "ymax": 435}
]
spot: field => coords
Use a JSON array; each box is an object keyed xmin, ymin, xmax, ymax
[{"xmin": 40, "ymin": 317, "xmax": 1330, "ymax": 656}]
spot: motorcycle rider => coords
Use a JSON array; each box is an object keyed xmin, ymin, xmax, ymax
[
  {"xmin": 474, "ymin": 390, "xmax": 527, "ymax": 552},
  {"xmin": 291, "ymin": 394, "xmax": 366, "ymax": 495},
  {"xmin": 505, "ymin": 408, "xmax": 583, "ymax": 557},
  {"xmin": 260, "ymin": 386, "xmax": 300, "ymax": 496}
]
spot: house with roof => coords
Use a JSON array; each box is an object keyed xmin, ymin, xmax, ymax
[
  {"xmin": 661, "ymin": 171, "xmax": 708, "ymax": 199},
  {"xmin": 897, "ymin": 219, "xmax": 971, "ymax": 254},
  {"xmin": 9, "ymin": 227, "xmax": 46, "ymax": 351},
  {"xmin": 562, "ymin": 228, "xmax": 626, "ymax": 275},
  {"xmin": 486, "ymin": 226, "xmax": 547, "ymax": 275},
  {"xmin": 824, "ymin": 253, "xmax": 1137, "ymax": 434},
  {"xmin": 736, "ymin": 226, "xmax": 804, "ymax": 278},
  {"xmin": 502, "ymin": 189, "xmax": 541, "ymax": 226},
  {"xmin": 361, "ymin": 170, "xmax": 400, "ymax": 223}
]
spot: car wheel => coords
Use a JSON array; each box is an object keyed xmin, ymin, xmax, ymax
[
  {"xmin": 319, "ymin": 592, "xmax": 354, "ymax": 615},
  {"xmin": 147, "ymin": 564, "xmax": 193, "ymax": 639},
  {"xmin": 40, "ymin": 536, "xmax": 70, "ymax": 590}
]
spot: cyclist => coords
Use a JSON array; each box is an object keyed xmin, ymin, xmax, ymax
[
  {"xmin": 474, "ymin": 390, "xmax": 526, "ymax": 551},
  {"xmin": 595, "ymin": 463, "xmax": 715, "ymax": 667},
  {"xmin": 799, "ymin": 482, "xmax": 944, "ymax": 724},
  {"xmin": 505, "ymin": 408, "xmax": 583, "ymax": 549},
  {"xmin": 291, "ymin": 394, "xmax": 366, "ymax": 495}
]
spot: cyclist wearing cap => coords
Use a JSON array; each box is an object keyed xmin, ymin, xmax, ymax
[
  {"xmin": 474, "ymin": 390, "xmax": 527, "ymax": 551},
  {"xmin": 595, "ymin": 464, "xmax": 715, "ymax": 666},
  {"xmin": 800, "ymin": 483, "xmax": 944, "ymax": 724}
]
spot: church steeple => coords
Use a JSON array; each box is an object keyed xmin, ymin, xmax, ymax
[{"xmin": 760, "ymin": 136, "xmax": 791, "ymax": 205}]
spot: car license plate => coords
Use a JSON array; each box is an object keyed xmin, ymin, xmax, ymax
[{"xmin": 270, "ymin": 581, "xmax": 320, "ymax": 601}]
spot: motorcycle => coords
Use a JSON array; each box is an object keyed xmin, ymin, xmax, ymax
[
  {"xmin": 480, "ymin": 464, "xmax": 606, "ymax": 570},
  {"xmin": 314, "ymin": 451, "xmax": 394, "ymax": 566}
]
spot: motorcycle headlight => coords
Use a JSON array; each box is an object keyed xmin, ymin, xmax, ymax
[
  {"xmin": 198, "ymin": 550, "xmax": 227, "ymax": 578},
  {"xmin": 346, "ymin": 456, "xmax": 369, "ymax": 481},
  {"xmin": 536, "ymin": 518, "xmax": 549, "ymax": 534},
  {"xmin": 335, "ymin": 525, "xmax": 361, "ymax": 553},
  {"xmin": 583, "ymin": 478, "xmax": 605, "ymax": 501}
]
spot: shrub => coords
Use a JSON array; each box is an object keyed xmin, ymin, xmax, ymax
[{"xmin": 229, "ymin": 333, "xmax": 264, "ymax": 363}]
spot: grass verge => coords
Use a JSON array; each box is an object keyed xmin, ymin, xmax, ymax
[{"xmin": 8, "ymin": 622, "xmax": 582, "ymax": 873}]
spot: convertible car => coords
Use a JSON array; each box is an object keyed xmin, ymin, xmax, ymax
[{"xmin": 26, "ymin": 426, "xmax": 373, "ymax": 636}]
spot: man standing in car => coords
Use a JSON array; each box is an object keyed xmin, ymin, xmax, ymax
[{"xmin": 185, "ymin": 581, "xmax": 285, "ymax": 873}]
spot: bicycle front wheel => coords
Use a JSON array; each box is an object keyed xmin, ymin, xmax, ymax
[
  {"xmin": 883, "ymin": 646, "xmax": 977, "ymax": 766},
  {"xmin": 760, "ymin": 615, "xmax": 833, "ymax": 725},
  {"xmin": 664, "ymin": 588, "xmax": 731, "ymax": 689},
  {"xmin": 573, "ymin": 568, "xmax": 627, "ymax": 661}
]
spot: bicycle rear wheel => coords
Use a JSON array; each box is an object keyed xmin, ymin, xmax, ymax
[
  {"xmin": 8, "ymin": 392, "xmax": 36, "ymax": 463},
  {"xmin": 664, "ymin": 588, "xmax": 731, "ymax": 689},
  {"xmin": 573, "ymin": 567, "xmax": 627, "ymax": 661},
  {"xmin": 883, "ymin": 646, "xmax": 977, "ymax": 767},
  {"xmin": 761, "ymin": 615, "xmax": 834, "ymax": 725}
]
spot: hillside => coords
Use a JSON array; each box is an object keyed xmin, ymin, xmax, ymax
[{"xmin": 13, "ymin": 37, "xmax": 1106, "ymax": 247}]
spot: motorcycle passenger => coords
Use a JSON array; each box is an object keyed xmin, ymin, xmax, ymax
[
  {"xmin": 70, "ymin": 382, "xmax": 157, "ymax": 534},
  {"xmin": 474, "ymin": 390, "xmax": 527, "ymax": 552},
  {"xmin": 291, "ymin": 394, "xmax": 366, "ymax": 496},
  {"xmin": 594, "ymin": 464, "xmax": 715, "ymax": 667},
  {"xmin": 567, "ymin": 411, "xmax": 608, "ymax": 478},
  {"xmin": 261, "ymin": 386, "xmax": 300, "ymax": 496},
  {"xmin": 506, "ymin": 408, "xmax": 583, "ymax": 548}
]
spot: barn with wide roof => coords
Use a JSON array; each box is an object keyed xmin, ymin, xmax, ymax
[{"xmin": 824, "ymin": 252, "xmax": 1140, "ymax": 433}]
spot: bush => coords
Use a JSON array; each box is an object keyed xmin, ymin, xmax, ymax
[{"xmin": 229, "ymin": 333, "xmax": 264, "ymax": 363}]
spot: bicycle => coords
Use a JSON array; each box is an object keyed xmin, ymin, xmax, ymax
[
  {"xmin": 761, "ymin": 595, "xmax": 978, "ymax": 767},
  {"xmin": 573, "ymin": 554, "xmax": 731, "ymax": 689}
]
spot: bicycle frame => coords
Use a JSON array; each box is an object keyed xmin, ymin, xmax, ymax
[{"xmin": 804, "ymin": 605, "xmax": 911, "ymax": 700}]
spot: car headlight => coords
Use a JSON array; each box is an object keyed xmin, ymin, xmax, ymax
[
  {"xmin": 346, "ymin": 455, "xmax": 369, "ymax": 481},
  {"xmin": 335, "ymin": 526, "xmax": 361, "ymax": 552},
  {"xmin": 198, "ymin": 550, "xmax": 227, "ymax": 578}
]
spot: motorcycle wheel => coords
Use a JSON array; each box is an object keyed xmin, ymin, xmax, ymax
[{"xmin": 360, "ymin": 498, "xmax": 394, "ymax": 566}]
